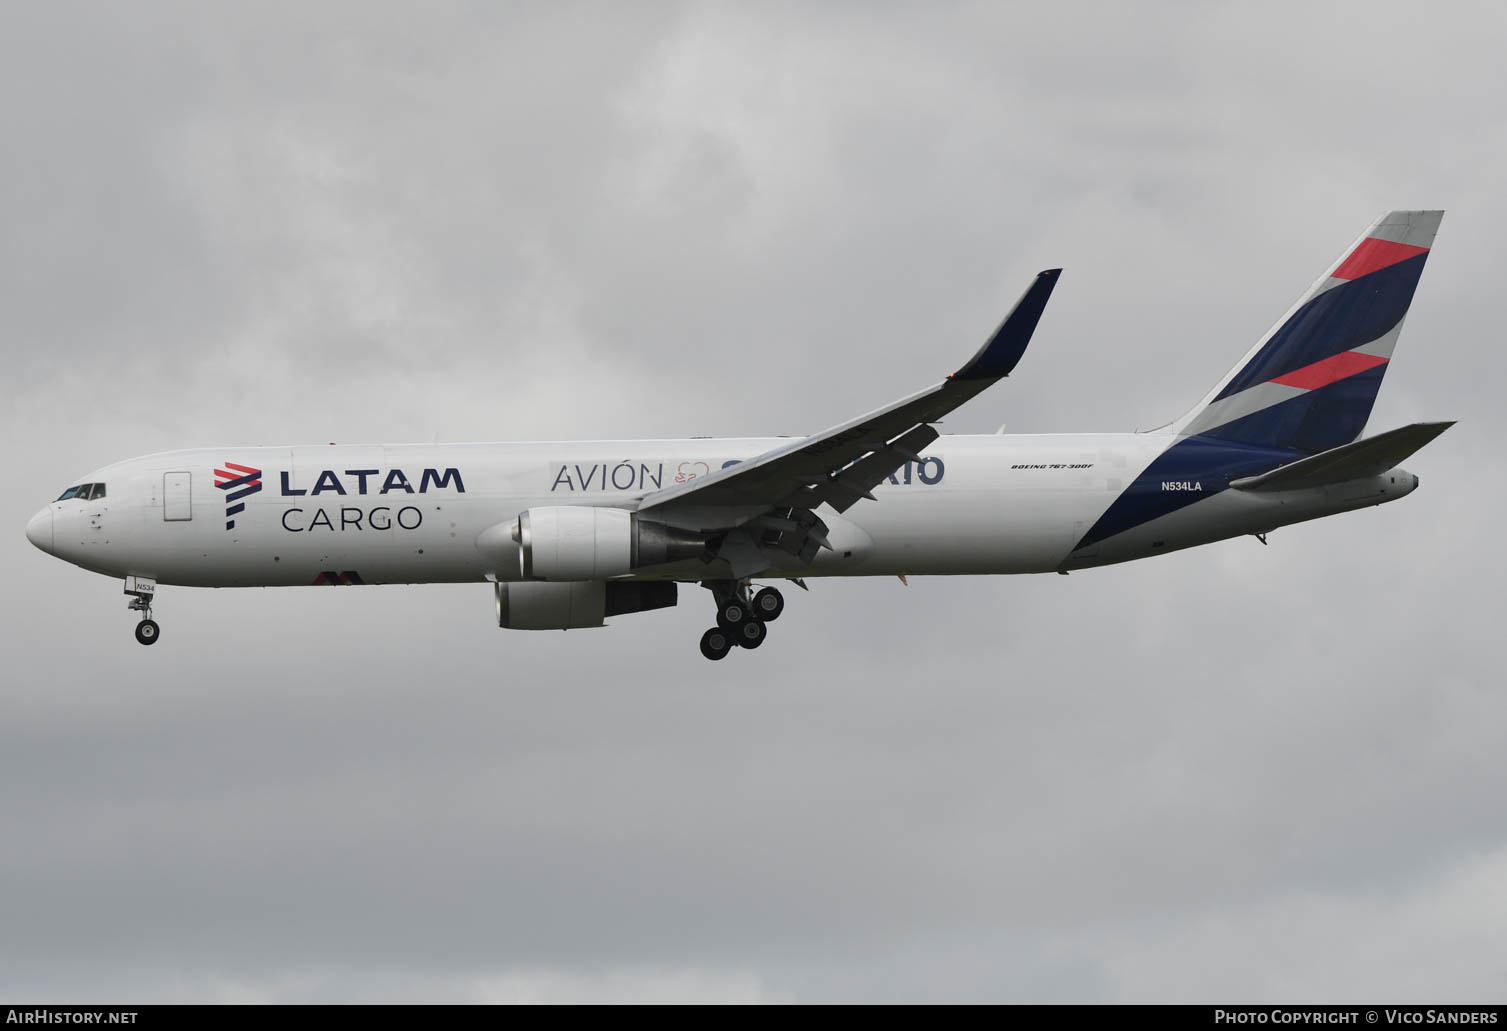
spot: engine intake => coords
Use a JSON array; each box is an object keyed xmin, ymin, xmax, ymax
[{"xmin": 511, "ymin": 506, "xmax": 706, "ymax": 580}]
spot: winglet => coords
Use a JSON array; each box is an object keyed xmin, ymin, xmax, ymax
[{"xmin": 951, "ymin": 269, "xmax": 1062, "ymax": 381}]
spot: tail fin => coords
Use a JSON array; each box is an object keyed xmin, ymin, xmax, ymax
[{"xmin": 1173, "ymin": 210, "xmax": 1442, "ymax": 453}]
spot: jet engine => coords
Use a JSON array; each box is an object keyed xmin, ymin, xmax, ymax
[
  {"xmin": 506, "ymin": 506, "xmax": 707, "ymax": 580},
  {"xmin": 495, "ymin": 580, "xmax": 678, "ymax": 630}
]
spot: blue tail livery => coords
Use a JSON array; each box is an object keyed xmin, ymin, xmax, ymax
[
  {"xmin": 1175, "ymin": 210, "xmax": 1441, "ymax": 453},
  {"xmin": 1076, "ymin": 211, "xmax": 1447, "ymax": 554}
]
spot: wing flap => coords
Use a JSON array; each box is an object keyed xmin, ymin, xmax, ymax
[{"xmin": 811, "ymin": 424, "xmax": 941, "ymax": 513}]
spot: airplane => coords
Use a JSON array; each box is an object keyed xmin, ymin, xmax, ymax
[{"xmin": 25, "ymin": 210, "xmax": 1452, "ymax": 660}]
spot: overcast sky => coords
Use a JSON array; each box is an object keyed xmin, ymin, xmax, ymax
[{"xmin": 2, "ymin": 0, "xmax": 1502, "ymax": 1003}]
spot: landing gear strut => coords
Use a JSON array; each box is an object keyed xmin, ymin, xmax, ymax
[
  {"xmin": 698, "ymin": 581, "xmax": 784, "ymax": 660},
  {"xmin": 125, "ymin": 575, "xmax": 160, "ymax": 646}
]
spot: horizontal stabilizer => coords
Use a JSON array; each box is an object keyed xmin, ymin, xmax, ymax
[{"xmin": 1230, "ymin": 421, "xmax": 1454, "ymax": 492}]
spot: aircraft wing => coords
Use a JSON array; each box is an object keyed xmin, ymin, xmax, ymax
[{"xmin": 636, "ymin": 269, "xmax": 1061, "ymax": 570}]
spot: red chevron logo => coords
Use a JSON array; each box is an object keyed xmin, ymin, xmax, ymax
[{"xmin": 215, "ymin": 462, "xmax": 263, "ymax": 530}]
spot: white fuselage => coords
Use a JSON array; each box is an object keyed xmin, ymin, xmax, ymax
[{"xmin": 30, "ymin": 432, "xmax": 1417, "ymax": 589}]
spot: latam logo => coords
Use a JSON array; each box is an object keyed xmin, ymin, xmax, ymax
[
  {"xmin": 279, "ymin": 467, "xmax": 465, "ymax": 495},
  {"xmin": 215, "ymin": 462, "xmax": 263, "ymax": 530}
]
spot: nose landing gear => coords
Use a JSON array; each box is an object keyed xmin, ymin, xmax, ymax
[
  {"xmin": 133, "ymin": 615, "xmax": 160, "ymax": 645},
  {"xmin": 698, "ymin": 581, "xmax": 783, "ymax": 660},
  {"xmin": 125, "ymin": 575, "xmax": 160, "ymax": 646}
]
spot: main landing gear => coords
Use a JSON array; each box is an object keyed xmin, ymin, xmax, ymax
[
  {"xmin": 125, "ymin": 575, "xmax": 160, "ymax": 646},
  {"xmin": 698, "ymin": 581, "xmax": 784, "ymax": 660}
]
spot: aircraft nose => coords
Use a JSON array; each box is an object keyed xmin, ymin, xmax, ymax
[{"xmin": 25, "ymin": 507, "xmax": 53, "ymax": 555}]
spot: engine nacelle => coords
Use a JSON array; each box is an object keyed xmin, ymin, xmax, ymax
[
  {"xmin": 512, "ymin": 506, "xmax": 705, "ymax": 581},
  {"xmin": 495, "ymin": 580, "xmax": 677, "ymax": 630},
  {"xmin": 496, "ymin": 580, "xmax": 604, "ymax": 629}
]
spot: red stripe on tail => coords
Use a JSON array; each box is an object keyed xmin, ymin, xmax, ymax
[
  {"xmin": 1331, "ymin": 238, "xmax": 1428, "ymax": 280},
  {"xmin": 1271, "ymin": 350, "xmax": 1389, "ymax": 390}
]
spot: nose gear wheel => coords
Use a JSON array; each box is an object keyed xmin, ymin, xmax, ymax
[{"xmin": 126, "ymin": 580, "xmax": 160, "ymax": 646}]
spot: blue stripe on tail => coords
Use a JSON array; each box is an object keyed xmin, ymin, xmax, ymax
[
  {"xmin": 1215, "ymin": 254, "xmax": 1427, "ymax": 399},
  {"xmin": 1207, "ymin": 363, "xmax": 1391, "ymax": 454}
]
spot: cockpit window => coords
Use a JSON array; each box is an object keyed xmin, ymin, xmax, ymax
[{"xmin": 56, "ymin": 483, "xmax": 105, "ymax": 501}]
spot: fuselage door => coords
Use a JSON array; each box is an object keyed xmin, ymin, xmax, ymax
[{"xmin": 164, "ymin": 472, "xmax": 192, "ymax": 521}]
